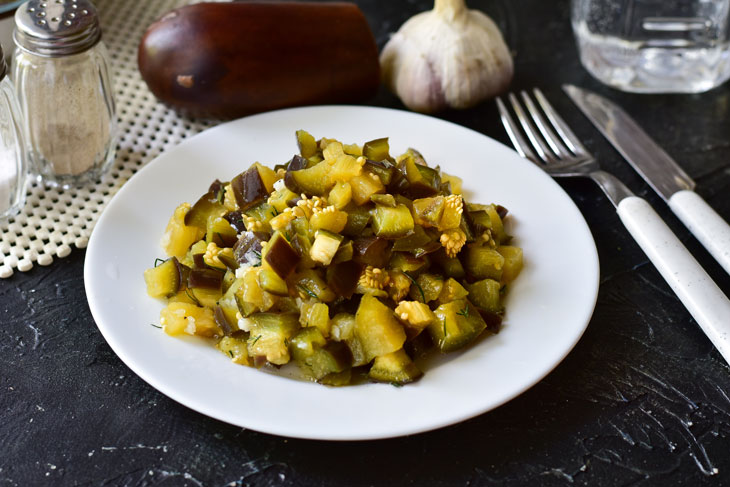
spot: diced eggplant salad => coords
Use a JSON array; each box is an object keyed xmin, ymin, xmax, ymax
[{"xmin": 144, "ymin": 131, "xmax": 523, "ymax": 386}]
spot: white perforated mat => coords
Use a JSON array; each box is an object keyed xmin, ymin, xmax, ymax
[{"xmin": 0, "ymin": 0, "xmax": 219, "ymax": 278}]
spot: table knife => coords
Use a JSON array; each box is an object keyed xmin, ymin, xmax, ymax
[{"xmin": 564, "ymin": 84, "xmax": 730, "ymax": 276}]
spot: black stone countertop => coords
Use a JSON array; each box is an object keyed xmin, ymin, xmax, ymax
[{"xmin": 3, "ymin": 1, "xmax": 730, "ymax": 485}]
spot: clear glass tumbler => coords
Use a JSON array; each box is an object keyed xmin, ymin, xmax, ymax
[{"xmin": 572, "ymin": 0, "xmax": 730, "ymax": 93}]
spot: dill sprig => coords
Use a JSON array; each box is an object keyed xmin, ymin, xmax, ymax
[
  {"xmin": 249, "ymin": 335, "xmax": 262, "ymax": 347},
  {"xmin": 150, "ymin": 323, "xmax": 162, "ymax": 329},
  {"xmin": 185, "ymin": 289, "xmax": 202, "ymax": 307},
  {"xmin": 403, "ymin": 272, "xmax": 425, "ymax": 303},
  {"xmin": 251, "ymin": 250, "xmax": 262, "ymax": 267},
  {"xmin": 298, "ymin": 284, "xmax": 318, "ymax": 300},
  {"xmin": 154, "ymin": 258, "xmax": 166, "ymax": 267},
  {"xmin": 456, "ymin": 304, "xmax": 469, "ymax": 318}
]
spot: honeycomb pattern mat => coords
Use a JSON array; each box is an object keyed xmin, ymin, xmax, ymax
[{"xmin": 0, "ymin": 0, "xmax": 220, "ymax": 278}]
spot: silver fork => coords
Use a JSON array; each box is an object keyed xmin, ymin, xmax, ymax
[{"xmin": 497, "ymin": 89, "xmax": 730, "ymax": 364}]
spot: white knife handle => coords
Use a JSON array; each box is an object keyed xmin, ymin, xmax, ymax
[
  {"xmin": 668, "ymin": 189, "xmax": 730, "ymax": 276},
  {"xmin": 617, "ymin": 196, "xmax": 730, "ymax": 363}
]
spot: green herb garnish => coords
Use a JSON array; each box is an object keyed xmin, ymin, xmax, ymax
[
  {"xmin": 251, "ymin": 250, "xmax": 262, "ymax": 267},
  {"xmin": 271, "ymin": 207, "xmax": 279, "ymax": 217},
  {"xmin": 249, "ymin": 335, "xmax": 262, "ymax": 347},
  {"xmin": 389, "ymin": 382, "xmax": 403, "ymax": 388},
  {"xmin": 150, "ymin": 323, "xmax": 162, "ymax": 329},
  {"xmin": 228, "ymin": 350, "xmax": 234, "ymax": 358},
  {"xmin": 404, "ymin": 272, "xmax": 425, "ymax": 303},
  {"xmin": 185, "ymin": 289, "xmax": 202, "ymax": 307},
  {"xmin": 298, "ymin": 284, "xmax": 318, "ymax": 300},
  {"xmin": 457, "ymin": 304, "xmax": 470, "ymax": 318},
  {"xmin": 154, "ymin": 258, "xmax": 166, "ymax": 267}
]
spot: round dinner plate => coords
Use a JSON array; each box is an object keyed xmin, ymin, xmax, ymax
[{"xmin": 84, "ymin": 105, "xmax": 599, "ymax": 441}]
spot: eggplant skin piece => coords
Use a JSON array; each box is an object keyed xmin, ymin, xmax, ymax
[
  {"xmin": 231, "ymin": 166, "xmax": 268, "ymax": 211},
  {"xmin": 138, "ymin": 2, "xmax": 380, "ymax": 118}
]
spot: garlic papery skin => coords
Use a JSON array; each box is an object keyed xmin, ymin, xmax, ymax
[{"xmin": 380, "ymin": 0, "xmax": 514, "ymax": 113}]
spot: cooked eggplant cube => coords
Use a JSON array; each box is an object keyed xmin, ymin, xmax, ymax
[
  {"xmin": 206, "ymin": 216, "xmax": 238, "ymax": 247},
  {"xmin": 364, "ymin": 159, "xmax": 395, "ymax": 185},
  {"xmin": 284, "ymin": 160, "xmax": 333, "ymax": 196},
  {"xmin": 224, "ymin": 210, "xmax": 246, "ymax": 233},
  {"xmin": 370, "ymin": 193, "xmax": 396, "ymax": 207},
  {"xmin": 412, "ymin": 196, "xmax": 445, "ymax": 228},
  {"xmin": 355, "ymin": 294, "xmax": 406, "ymax": 362},
  {"xmin": 217, "ymin": 335, "xmax": 250, "ymax": 365},
  {"xmin": 326, "ymin": 260, "xmax": 362, "ymax": 299},
  {"xmin": 289, "ymin": 326, "xmax": 327, "ymax": 363},
  {"xmin": 231, "ymin": 165, "xmax": 269, "ymax": 211},
  {"xmin": 485, "ymin": 204, "xmax": 509, "ymax": 244},
  {"xmin": 464, "ymin": 278, "xmax": 502, "ymax": 313},
  {"xmin": 184, "ymin": 189, "xmax": 226, "ymax": 230},
  {"xmin": 296, "ymin": 130, "xmax": 318, "ymax": 158},
  {"xmin": 352, "ymin": 236, "xmax": 391, "ymax": 268},
  {"xmin": 432, "ymin": 249, "xmax": 466, "ymax": 279},
  {"xmin": 362, "ymin": 137, "xmax": 391, "ymax": 162},
  {"xmin": 372, "ymin": 204, "xmax": 414, "ymax": 238},
  {"xmin": 497, "ymin": 245, "xmax": 523, "ymax": 282},
  {"xmin": 233, "ymin": 231, "xmax": 267, "ymax": 267},
  {"xmin": 144, "ymin": 257, "xmax": 183, "ymax": 298},
  {"xmin": 429, "ymin": 299, "xmax": 486, "ymax": 352},
  {"xmin": 187, "ymin": 268, "xmax": 224, "ymax": 291},
  {"xmin": 310, "ymin": 230, "xmax": 343, "ymax": 266},
  {"xmin": 264, "ymin": 232, "xmax": 301, "ymax": 280},
  {"xmin": 463, "ymin": 246, "xmax": 504, "ymax": 281},
  {"xmin": 247, "ymin": 312, "xmax": 300, "ymax": 365},
  {"xmin": 368, "ymin": 349, "xmax": 423, "ymax": 384},
  {"xmin": 392, "ymin": 225, "xmax": 435, "ymax": 253},
  {"xmin": 258, "ymin": 268, "xmax": 290, "ymax": 296},
  {"xmin": 342, "ymin": 204, "xmax": 372, "ymax": 236}
]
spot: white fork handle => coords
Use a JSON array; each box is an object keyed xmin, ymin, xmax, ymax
[
  {"xmin": 617, "ymin": 196, "xmax": 730, "ymax": 364},
  {"xmin": 668, "ymin": 190, "xmax": 730, "ymax": 276}
]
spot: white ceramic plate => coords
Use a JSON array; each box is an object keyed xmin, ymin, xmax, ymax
[{"xmin": 85, "ymin": 106, "xmax": 599, "ymax": 441}]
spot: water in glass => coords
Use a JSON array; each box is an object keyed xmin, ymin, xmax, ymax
[{"xmin": 572, "ymin": 0, "xmax": 730, "ymax": 93}]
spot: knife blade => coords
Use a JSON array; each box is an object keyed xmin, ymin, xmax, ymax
[{"xmin": 564, "ymin": 84, "xmax": 730, "ymax": 276}]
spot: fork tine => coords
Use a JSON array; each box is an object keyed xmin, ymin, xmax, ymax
[
  {"xmin": 507, "ymin": 93, "xmax": 559, "ymax": 164},
  {"xmin": 520, "ymin": 91, "xmax": 573, "ymax": 159},
  {"xmin": 496, "ymin": 96, "xmax": 540, "ymax": 164},
  {"xmin": 533, "ymin": 88, "xmax": 590, "ymax": 157}
]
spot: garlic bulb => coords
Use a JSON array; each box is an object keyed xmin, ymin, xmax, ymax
[{"xmin": 380, "ymin": 0, "xmax": 513, "ymax": 113}]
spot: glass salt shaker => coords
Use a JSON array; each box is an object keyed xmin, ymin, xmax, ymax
[
  {"xmin": 0, "ymin": 43, "xmax": 28, "ymax": 220},
  {"xmin": 12, "ymin": 0, "xmax": 116, "ymax": 187}
]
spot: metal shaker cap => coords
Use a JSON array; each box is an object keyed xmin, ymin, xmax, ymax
[{"xmin": 14, "ymin": 0, "xmax": 101, "ymax": 57}]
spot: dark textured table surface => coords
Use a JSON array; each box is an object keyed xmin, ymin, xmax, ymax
[{"xmin": 3, "ymin": 1, "xmax": 730, "ymax": 486}]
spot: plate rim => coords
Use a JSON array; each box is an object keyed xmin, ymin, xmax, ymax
[{"xmin": 84, "ymin": 104, "xmax": 600, "ymax": 441}]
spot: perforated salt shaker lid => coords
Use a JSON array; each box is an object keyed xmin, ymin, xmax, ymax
[{"xmin": 14, "ymin": 0, "xmax": 101, "ymax": 57}]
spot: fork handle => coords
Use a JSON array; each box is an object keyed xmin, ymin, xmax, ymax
[
  {"xmin": 617, "ymin": 196, "xmax": 730, "ymax": 363},
  {"xmin": 668, "ymin": 190, "xmax": 730, "ymax": 276}
]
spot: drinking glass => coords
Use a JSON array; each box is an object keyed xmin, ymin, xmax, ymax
[{"xmin": 572, "ymin": 0, "xmax": 730, "ymax": 93}]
